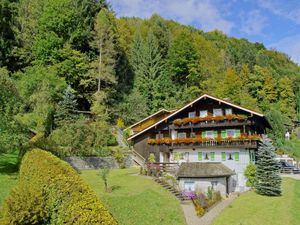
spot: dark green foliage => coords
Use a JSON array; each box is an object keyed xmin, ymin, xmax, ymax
[
  {"xmin": 54, "ymin": 85, "xmax": 78, "ymax": 127},
  {"xmin": 0, "ymin": 68, "xmax": 27, "ymax": 153},
  {"xmin": 255, "ymin": 138, "xmax": 281, "ymax": 196},
  {"xmin": 0, "ymin": 149, "xmax": 117, "ymax": 224},
  {"xmin": 0, "ymin": 0, "xmax": 18, "ymax": 71}
]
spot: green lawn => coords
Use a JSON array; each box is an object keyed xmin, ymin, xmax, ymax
[
  {"xmin": 81, "ymin": 168, "xmax": 186, "ymax": 225},
  {"xmin": 212, "ymin": 178, "xmax": 300, "ymax": 225},
  {"xmin": 0, "ymin": 152, "xmax": 18, "ymax": 207}
]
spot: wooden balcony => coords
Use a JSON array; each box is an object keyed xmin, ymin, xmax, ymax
[
  {"xmin": 149, "ymin": 139, "xmax": 259, "ymax": 150},
  {"xmin": 166, "ymin": 120, "xmax": 254, "ymax": 130}
]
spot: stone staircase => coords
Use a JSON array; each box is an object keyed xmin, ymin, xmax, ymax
[
  {"xmin": 115, "ymin": 127, "xmax": 146, "ymax": 168},
  {"xmin": 154, "ymin": 178, "xmax": 189, "ymax": 201}
]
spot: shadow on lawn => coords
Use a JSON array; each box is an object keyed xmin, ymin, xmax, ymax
[{"xmin": 0, "ymin": 154, "xmax": 19, "ymax": 174}]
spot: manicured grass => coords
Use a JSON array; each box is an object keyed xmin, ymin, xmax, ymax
[
  {"xmin": 81, "ymin": 168, "xmax": 186, "ymax": 225},
  {"xmin": 212, "ymin": 178, "xmax": 300, "ymax": 225},
  {"xmin": 0, "ymin": 152, "xmax": 18, "ymax": 206}
]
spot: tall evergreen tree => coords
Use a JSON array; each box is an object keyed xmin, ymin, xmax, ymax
[
  {"xmin": 131, "ymin": 30, "xmax": 164, "ymax": 113},
  {"xmin": 54, "ymin": 85, "xmax": 78, "ymax": 127},
  {"xmin": 255, "ymin": 138, "xmax": 282, "ymax": 196}
]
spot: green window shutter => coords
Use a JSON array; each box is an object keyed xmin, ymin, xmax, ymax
[
  {"xmin": 202, "ymin": 131, "xmax": 206, "ymax": 138},
  {"xmin": 198, "ymin": 152, "xmax": 202, "ymax": 161},
  {"xmin": 221, "ymin": 152, "xmax": 226, "ymax": 161},
  {"xmin": 213, "ymin": 131, "xmax": 218, "ymax": 138},
  {"xmin": 234, "ymin": 152, "xmax": 239, "ymax": 161},
  {"xmin": 235, "ymin": 129, "xmax": 241, "ymax": 138},
  {"xmin": 221, "ymin": 130, "xmax": 226, "ymax": 138},
  {"xmin": 210, "ymin": 152, "xmax": 215, "ymax": 161}
]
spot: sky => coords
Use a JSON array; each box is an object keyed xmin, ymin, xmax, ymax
[{"xmin": 109, "ymin": 0, "xmax": 300, "ymax": 65}]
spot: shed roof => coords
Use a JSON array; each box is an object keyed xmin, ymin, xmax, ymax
[{"xmin": 177, "ymin": 162, "xmax": 235, "ymax": 178}]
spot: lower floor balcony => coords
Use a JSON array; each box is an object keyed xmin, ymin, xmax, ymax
[{"xmin": 148, "ymin": 136, "xmax": 260, "ymax": 150}]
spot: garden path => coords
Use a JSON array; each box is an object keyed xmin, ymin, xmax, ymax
[{"xmin": 181, "ymin": 194, "xmax": 238, "ymax": 225}]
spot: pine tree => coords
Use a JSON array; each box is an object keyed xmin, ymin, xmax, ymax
[
  {"xmin": 54, "ymin": 85, "xmax": 78, "ymax": 127},
  {"xmin": 255, "ymin": 138, "xmax": 281, "ymax": 196},
  {"xmin": 131, "ymin": 30, "xmax": 164, "ymax": 113}
]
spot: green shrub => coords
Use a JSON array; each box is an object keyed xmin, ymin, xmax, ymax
[
  {"xmin": 244, "ymin": 163, "xmax": 257, "ymax": 188},
  {"xmin": 0, "ymin": 149, "xmax": 117, "ymax": 225},
  {"xmin": 207, "ymin": 186, "xmax": 213, "ymax": 200},
  {"xmin": 212, "ymin": 191, "xmax": 222, "ymax": 202},
  {"xmin": 148, "ymin": 153, "xmax": 156, "ymax": 163}
]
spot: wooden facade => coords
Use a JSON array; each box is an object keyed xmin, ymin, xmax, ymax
[{"xmin": 127, "ymin": 94, "xmax": 271, "ymax": 193}]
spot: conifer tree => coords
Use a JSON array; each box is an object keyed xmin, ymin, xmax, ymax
[
  {"xmin": 255, "ymin": 138, "xmax": 281, "ymax": 196},
  {"xmin": 131, "ymin": 30, "xmax": 164, "ymax": 113},
  {"xmin": 54, "ymin": 85, "xmax": 78, "ymax": 127}
]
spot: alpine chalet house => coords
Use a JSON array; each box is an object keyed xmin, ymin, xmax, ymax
[{"xmin": 127, "ymin": 94, "xmax": 271, "ymax": 195}]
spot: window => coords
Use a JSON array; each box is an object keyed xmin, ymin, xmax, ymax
[
  {"xmin": 225, "ymin": 108, "xmax": 232, "ymax": 115},
  {"xmin": 204, "ymin": 131, "xmax": 214, "ymax": 139},
  {"xmin": 227, "ymin": 152, "xmax": 239, "ymax": 161},
  {"xmin": 199, "ymin": 110, "xmax": 208, "ymax": 118},
  {"xmin": 174, "ymin": 152, "xmax": 184, "ymax": 161},
  {"xmin": 185, "ymin": 152, "xmax": 190, "ymax": 161},
  {"xmin": 190, "ymin": 132, "xmax": 196, "ymax": 138},
  {"xmin": 225, "ymin": 129, "xmax": 241, "ymax": 138},
  {"xmin": 204, "ymin": 152, "xmax": 210, "ymax": 160},
  {"xmin": 213, "ymin": 108, "xmax": 223, "ymax": 116},
  {"xmin": 177, "ymin": 132, "xmax": 186, "ymax": 138},
  {"xmin": 184, "ymin": 181, "xmax": 195, "ymax": 191},
  {"xmin": 171, "ymin": 130, "xmax": 177, "ymax": 140},
  {"xmin": 227, "ymin": 153, "xmax": 234, "ymax": 160},
  {"xmin": 226, "ymin": 129, "xmax": 235, "ymax": 138},
  {"xmin": 211, "ymin": 181, "xmax": 218, "ymax": 189},
  {"xmin": 188, "ymin": 111, "xmax": 196, "ymax": 118}
]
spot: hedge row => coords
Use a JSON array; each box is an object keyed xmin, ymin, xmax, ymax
[{"xmin": 0, "ymin": 149, "xmax": 117, "ymax": 225}]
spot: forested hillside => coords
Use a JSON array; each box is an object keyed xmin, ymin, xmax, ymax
[{"xmin": 1, "ymin": 0, "xmax": 299, "ymax": 156}]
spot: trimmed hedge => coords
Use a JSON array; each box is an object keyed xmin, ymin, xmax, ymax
[{"xmin": 0, "ymin": 149, "xmax": 117, "ymax": 225}]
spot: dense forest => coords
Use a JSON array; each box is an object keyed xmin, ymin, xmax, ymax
[{"xmin": 1, "ymin": 0, "xmax": 300, "ymax": 157}]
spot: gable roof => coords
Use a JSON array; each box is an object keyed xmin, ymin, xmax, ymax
[
  {"xmin": 128, "ymin": 94, "xmax": 271, "ymax": 141},
  {"xmin": 124, "ymin": 108, "xmax": 177, "ymax": 131},
  {"xmin": 177, "ymin": 162, "xmax": 235, "ymax": 178}
]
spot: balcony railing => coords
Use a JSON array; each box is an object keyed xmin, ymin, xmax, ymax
[
  {"xmin": 148, "ymin": 135, "xmax": 260, "ymax": 149},
  {"xmin": 168, "ymin": 120, "xmax": 254, "ymax": 130},
  {"xmin": 166, "ymin": 114, "xmax": 253, "ymax": 130}
]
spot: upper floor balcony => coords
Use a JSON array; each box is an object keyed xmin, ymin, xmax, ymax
[{"xmin": 167, "ymin": 114, "xmax": 253, "ymax": 130}]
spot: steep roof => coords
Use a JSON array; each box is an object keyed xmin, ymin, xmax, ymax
[
  {"xmin": 177, "ymin": 162, "xmax": 235, "ymax": 178},
  {"xmin": 124, "ymin": 108, "xmax": 177, "ymax": 131},
  {"xmin": 128, "ymin": 94, "xmax": 271, "ymax": 141}
]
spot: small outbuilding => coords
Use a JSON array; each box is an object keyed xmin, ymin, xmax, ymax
[{"xmin": 177, "ymin": 162, "xmax": 235, "ymax": 196}]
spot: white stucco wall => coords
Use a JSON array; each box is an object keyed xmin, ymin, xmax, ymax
[
  {"xmin": 168, "ymin": 148, "xmax": 253, "ymax": 192},
  {"xmin": 179, "ymin": 177, "xmax": 227, "ymax": 196}
]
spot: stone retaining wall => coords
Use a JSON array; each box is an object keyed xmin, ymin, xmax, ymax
[{"xmin": 65, "ymin": 156, "xmax": 133, "ymax": 170}]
